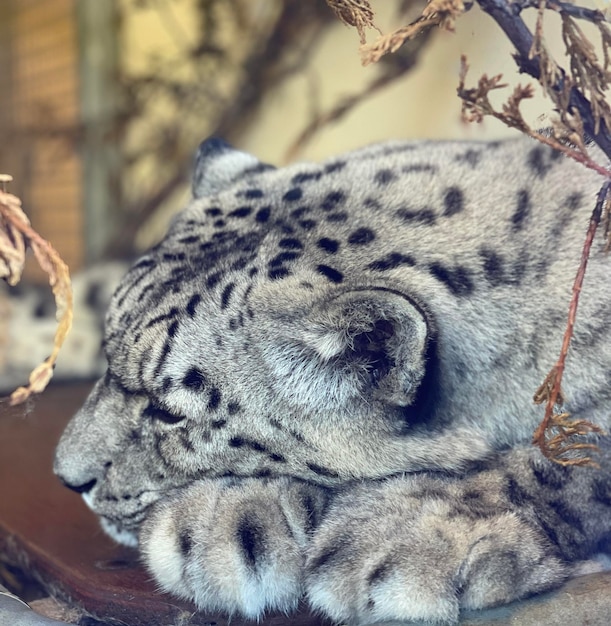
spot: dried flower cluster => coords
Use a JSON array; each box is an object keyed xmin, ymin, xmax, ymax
[{"xmin": 0, "ymin": 181, "xmax": 73, "ymax": 406}]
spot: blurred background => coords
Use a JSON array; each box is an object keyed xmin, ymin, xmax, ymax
[{"xmin": 0, "ymin": 0, "xmax": 588, "ymax": 278}]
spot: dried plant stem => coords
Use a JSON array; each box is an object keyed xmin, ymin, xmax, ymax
[
  {"xmin": 532, "ymin": 181, "xmax": 611, "ymax": 465},
  {"xmin": 0, "ymin": 190, "xmax": 73, "ymax": 406}
]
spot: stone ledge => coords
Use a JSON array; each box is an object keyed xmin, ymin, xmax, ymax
[{"xmin": 462, "ymin": 571, "xmax": 611, "ymax": 626}]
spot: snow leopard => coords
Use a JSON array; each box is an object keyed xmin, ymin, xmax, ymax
[{"xmin": 54, "ymin": 136, "xmax": 611, "ymax": 624}]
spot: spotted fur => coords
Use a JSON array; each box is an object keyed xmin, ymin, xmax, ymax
[{"xmin": 55, "ymin": 136, "xmax": 611, "ymax": 623}]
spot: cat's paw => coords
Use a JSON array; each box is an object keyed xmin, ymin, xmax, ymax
[
  {"xmin": 305, "ymin": 474, "xmax": 568, "ymax": 624},
  {"xmin": 141, "ymin": 477, "xmax": 327, "ymax": 618}
]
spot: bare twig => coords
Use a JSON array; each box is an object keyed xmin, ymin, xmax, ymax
[
  {"xmin": 0, "ymin": 187, "xmax": 73, "ymax": 406},
  {"xmin": 531, "ymin": 181, "xmax": 611, "ymax": 466}
]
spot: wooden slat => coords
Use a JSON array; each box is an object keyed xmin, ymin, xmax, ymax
[{"xmin": 3, "ymin": 0, "xmax": 84, "ymax": 280}]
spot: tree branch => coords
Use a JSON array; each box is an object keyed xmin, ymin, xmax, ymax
[{"xmin": 476, "ymin": 0, "xmax": 611, "ymax": 158}]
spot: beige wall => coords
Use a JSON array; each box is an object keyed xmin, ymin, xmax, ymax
[
  {"xmin": 124, "ymin": 0, "xmax": 606, "ymax": 246},
  {"xmin": 241, "ymin": 3, "xmax": 586, "ymax": 163}
]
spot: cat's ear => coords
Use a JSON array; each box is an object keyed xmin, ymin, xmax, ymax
[
  {"xmin": 191, "ymin": 137, "xmax": 275, "ymax": 198},
  {"xmin": 265, "ymin": 289, "xmax": 434, "ymax": 411}
]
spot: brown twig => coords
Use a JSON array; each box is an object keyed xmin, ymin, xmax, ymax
[
  {"xmin": 0, "ymin": 187, "xmax": 73, "ymax": 406},
  {"xmin": 531, "ymin": 181, "xmax": 611, "ymax": 465}
]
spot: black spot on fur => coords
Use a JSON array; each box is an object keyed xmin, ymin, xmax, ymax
[
  {"xmin": 321, "ymin": 191, "xmax": 346, "ymax": 211},
  {"xmin": 402, "ymin": 164, "xmax": 437, "ymax": 175},
  {"xmin": 511, "ymin": 189, "xmax": 530, "ymax": 231},
  {"xmin": 325, "ymin": 161, "xmax": 346, "ymax": 174},
  {"xmin": 243, "ymin": 188, "xmax": 264, "ymax": 199},
  {"xmin": 179, "ymin": 529, "xmax": 193, "ymax": 556},
  {"xmin": 306, "ymin": 462, "xmax": 340, "ymax": 478},
  {"xmin": 290, "ymin": 206, "xmax": 310, "ymax": 219},
  {"xmin": 299, "ymin": 219, "xmax": 317, "ymax": 230},
  {"xmin": 229, "ymin": 436, "xmax": 245, "ymax": 447},
  {"xmin": 428, "ymin": 262, "xmax": 474, "ymax": 296},
  {"xmin": 443, "ymin": 187, "xmax": 464, "ymax": 216},
  {"xmin": 231, "ymin": 257, "xmax": 249, "ymax": 271},
  {"xmin": 374, "ymin": 169, "xmax": 396, "ymax": 185},
  {"xmin": 213, "ymin": 219, "xmax": 226, "ymax": 228},
  {"xmin": 132, "ymin": 258, "xmax": 156, "ymax": 270},
  {"xmin": 279, "ymin": 237, "xmax": 303, "ymax": 250},
  {"xmin": 221, "ymin": 282, "xmax": 236, "ymax": 309},
  {"xmin": 228, "ymin": 206, "xmax": 253, "ymax": 219},
  {"xmin": 528, "ymin": 146, "xmax": 561, "ymax": 177},
  {"xmin": 348, "ymin": 227, "xmax": 376, "ymax": 246},
  {"xmin": 479, "ymin": 248, "xmax": 506, "ymax": 287},
  {"xmin": 396, "ymin": 207, "xmax": 436, "ymax": 225},
  {"xmin": 145, "ymin": 307, "xmax": 180, "ymax": 329},
  {"xmin": 255, "ymin": 206, "xmax": 271, "ymax": 222},
  {"xmin": 206, "ymin": 208, "xmax": 222, "ymax": 217},
  {"xmin": 566, "ymin": 192, "xmax": 583, "ymax": 211},
  {"xmin": 292, "ymin": 171, "xmax": 322, "ymax": 184},
  {"xmin": 178, "ymin": 235, "xmax": 199, "ymax": 244},
  {"xmin": 326, "ymin": 212, "xmax": 348, "ymax": 222},
  {"xmin": 208, "ymin": 387, "xmax": 222, "ymax": 411},
  {"xmin": 270, "ymin": 251, "xmax": 301, "ymax": 267},
  {"xmin": 456, "ymin": 149, "xmax": 482, "ymax": 167},
  {"xmin": 268, "ymin": 267, "xmax": 291, "ymax": 280},
  {"xmin": 237, "ymin": 514, "xmax": 265, "ymax": 569},
  {"xmin": 317, "ymin": 238, "xmax": 339, "ymax": 254},
  {"xmin": 316, "ymin": 265, "xmax": 344, "ymax": 283},
  {"xmin": 163, "ymin": 252, "xmax": 186, "ymax": 262},
  {"xmin": 183, "ymin": 367, "xmax": 207, "ymax": 391},
  {"xmin": 168, "ymin": 320, "xmax": 179, "ymax": 338},
  {"xmin": 211, "ymin": 419, "xmax": 227, "ymax": 429},
  {"xmin": 283, "ymin": 187, "xmax": 303, "ymax": 202},
  {"xmin": 206, "ymin": 272, "xmax": 221, "ymax": 290},
  {"xmin": 186, "ymin": 294, "xmax": 201, "ymax": 317},
  {"xmin": 367, "ymin": 253, "xmax": 416, "ymax": 272},
  {"xmin": 269, "ymin": 453, "xmax": 286, "ymax": 463},
  {"xmin": 227, "ymin": 402, "xmax": 241, "ymax": 415}
]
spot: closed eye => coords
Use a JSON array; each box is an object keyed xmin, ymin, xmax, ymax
[{"xmin": 143, "ymin": 403, "xmax": 185, "ymax": 424}]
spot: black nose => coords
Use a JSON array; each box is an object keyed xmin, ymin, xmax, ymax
[{"xmin": 59, "ymin": 477, "xmax": 97, "ymax": 494}]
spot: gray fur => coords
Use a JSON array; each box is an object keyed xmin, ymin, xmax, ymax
[{"xmin": 54, "ymin": 136, "xmax": 611, "ymax": 623}]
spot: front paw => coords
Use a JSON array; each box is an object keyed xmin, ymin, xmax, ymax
[
  {"xmin": 305, "ymin": 475, "xmax": 568, "ymax": 624},
  {"xmin": 141, "ymin": 477, "xmax": 327, "ymax": 618}
]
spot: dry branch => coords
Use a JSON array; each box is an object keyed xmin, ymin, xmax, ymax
[
  {"xmin": 360, "ymin": 0, "xmax": 465, "ymax": 65},
  {"xmin": 531, "ymin": 182, "xmax": 611, "ymax": 466},
  {"xmin": 0, "ymin": 185, "xmax": 73, "ymax": 406}
]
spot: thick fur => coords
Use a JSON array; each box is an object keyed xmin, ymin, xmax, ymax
[{"xmin": 54, "ymin": 136, "xmax": 611, "ymax": 623}]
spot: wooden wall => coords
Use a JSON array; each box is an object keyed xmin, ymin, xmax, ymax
[{"xmin": 0, "ymin": 0, "xmax": 83, "ymax": 281}]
